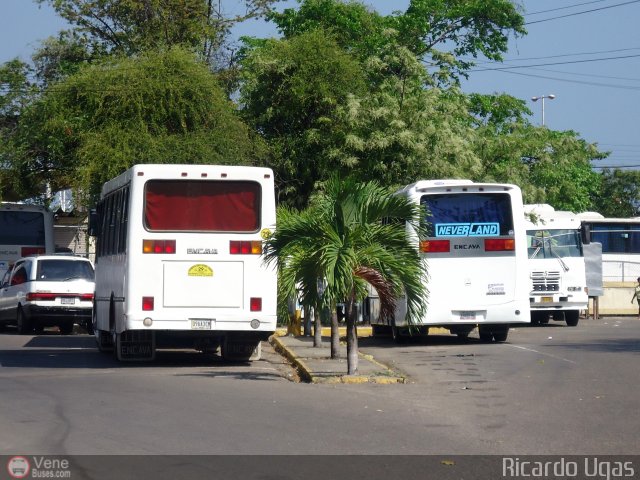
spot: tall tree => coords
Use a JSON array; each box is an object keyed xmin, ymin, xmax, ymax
[
  {"xmin": 3, "ymin": 47, "xmax": 258, "ymax": 207},
  {"xmin": 240, "ymin": 29, "xmax": 367, "ymax": 208},
  {"xmin": 263, "ymin": 176, "xmax": 428, "ymax": 375},
  {"xmin": 592, "ymin": 169, "xmax": 640, "ymax": 217},
  {"xmin": 268, "ymin": 0, "xmax": 526, "ymax": 83},
  {"xmin": 38, "ymin": 0, "xmax": 279, "ymax": 68}
]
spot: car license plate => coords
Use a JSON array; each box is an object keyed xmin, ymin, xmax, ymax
[
  {"xmin": 541, "ymin": 296, "xmax": 553, "ymax": 303},
  {"xmin": 61, "ymin": 297, "xmax": 75, "ymax": 305},
  {"xmin": 460, "ymin": 311, "xmax": 476, "ymax": 320},
  {"xmin": 191, "ymin": 319, "xmax": 212, "ymax": 330}
]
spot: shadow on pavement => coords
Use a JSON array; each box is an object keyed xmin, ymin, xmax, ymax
[{"xmin": 0, "ymin": 333, "xmax": 283, "ymax": 375}]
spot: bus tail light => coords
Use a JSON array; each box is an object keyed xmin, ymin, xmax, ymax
[
  {"xmin": 22, "ymin": 247, "xmax": 46, "ymax": 256},
  {"xmin": 250, "ymin": 297, "xmax": 262, "ymax": 312},
  {"xmin": 142, "ymin": 296, "xmax": 154, "ymax": 311},
  {"xmin": 143, "ymin": 239, "xmax": 176, "ymax": 254},
  {"xmin": 420, "ymin": 240, "xmax": 450, "ymax": 253},
  {"xmin": 485, "ymin": 239, "xmax": 515, "ymax": 251},
  {"xmin": 230, "ymin": 241, "xmax": 262, "ymax": 255}
]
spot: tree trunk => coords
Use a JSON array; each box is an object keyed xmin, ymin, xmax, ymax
[
  {"xmin": 303, "ymin": 305, "xmax": 312, "ymax": 337},
  {"xmin": 313, "ymin": 305, "xmax": 323, "ymax": 347},
  {"xmin": 345, "ymin": 297, "xmax": 358, "ymax": 375},
  {"xmin": 330, "ymin": 305, "xmax": 340, "ymax": 359}
]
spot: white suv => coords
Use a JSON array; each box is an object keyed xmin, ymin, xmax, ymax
[{"xmin": 0, "ymin": 255, "xmax": 95, "ymax": 334}]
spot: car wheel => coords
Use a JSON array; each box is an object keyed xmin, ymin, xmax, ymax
[
  {"xmin": 59, "ymin": 323, "xmax": 74, "ymax": 335},
  {"xmin": 84, "ymin": 319, "xmax": 94, "ymax": 335},
  {"xmin": 16, "ymin": 307, "xmax": 33, "ymax": 335}
]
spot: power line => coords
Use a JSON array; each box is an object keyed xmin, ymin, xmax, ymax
[
  {"xmin": 470, "ymin": 53, "xmax": 640, "ymax": 72},
  {"xmin": 464, "ymin": 47, "xmax": 640, "ymax": 65},
  {"xmin": 527, "ymin": 0, "xmax": 608, "ymax": 16},
  {"xmin": 471, "ymin": 68, "xmax": 640, "ymax": 90},
  {"xmin": 525, "ymin": 0, "xmax": 640, "ymax": 25}
]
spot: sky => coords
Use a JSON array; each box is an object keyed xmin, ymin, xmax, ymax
[{"xmin": 1, "ymin": 0, "xmax": 640, "ymax": 171}]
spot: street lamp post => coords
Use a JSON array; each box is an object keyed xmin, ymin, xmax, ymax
[{"xmin": 531, "ymin": 94, "xmax": 555, "ymax": 126}]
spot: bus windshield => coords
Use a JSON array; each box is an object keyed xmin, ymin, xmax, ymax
[
  {"xmin": 421, "ymin": 193, "xmax": 514, "ymax": 237},
  {"xmin": 527, "ymin": 229, "xmax": 582, "ymax": 259},
  {"xmin": 144, "ymin": 180, "xmax": 261, "ymax": 232},
  {"xmin": 0, "ymin": 211, "xmax": 47, "ymax": 245}
]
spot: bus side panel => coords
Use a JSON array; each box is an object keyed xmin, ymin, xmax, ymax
[{"xmin": 94, "ymin": 253, "xmax": 126, "ymax": 332}]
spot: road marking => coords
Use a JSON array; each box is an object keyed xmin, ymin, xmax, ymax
[{"xmin": 506, "ymin": 344, "xmax": 577, "ymax": 364}]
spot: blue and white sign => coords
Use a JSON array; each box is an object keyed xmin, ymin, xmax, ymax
[{"xmin": 435, "ymin": 222, "xmax": 500, "ymax": 237}]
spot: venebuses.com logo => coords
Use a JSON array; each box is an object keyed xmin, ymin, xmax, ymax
[
  {"xmin": 7, "ymin": 456, "xmax": 30, "ymax": 479},
  {"xmin": 6, "ymin": 456, "xmax": 71, "ymax": 479}
]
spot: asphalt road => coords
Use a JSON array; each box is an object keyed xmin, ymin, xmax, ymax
[{"xmin": 0, "ymin": 317, "xmax": 638, "ymax": 457}]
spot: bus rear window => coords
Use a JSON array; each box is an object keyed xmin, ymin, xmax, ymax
[
  {"xmin": 0, "ymin": 212, "xmax": 46, "ymax": 244},
  {"xmin": 144, "ymin": 180, "xmax": 261, "ymax": 232},
  {"xmin": 421, "ymin": 193, "xmax": 514, "ymax": 237}
]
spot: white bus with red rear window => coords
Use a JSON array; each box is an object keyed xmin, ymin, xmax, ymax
[
  {"xmin": 1, "ymin": 203, "xmax": 55, "ymax": 277},
  {"xmin": 369, "ymin": 179, "xmax": 530, "ymax": 342},
  {"xmin": 88, "ymin": 164, "xmax": 277, "ymax": 361}
]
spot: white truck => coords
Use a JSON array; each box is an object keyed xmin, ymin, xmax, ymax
[{"xmin": 524, "ymin": 204, "xmax": 589, "ymax": 326}]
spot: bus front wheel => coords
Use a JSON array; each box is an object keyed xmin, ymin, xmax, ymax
[{"xmin": 565, "ymin": 310, "xmax": 580, "ymax": 327}]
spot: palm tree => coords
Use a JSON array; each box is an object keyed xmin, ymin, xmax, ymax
[{"xmin": 263, "ymin": 176, "xmax": 428, "ymax": 375}]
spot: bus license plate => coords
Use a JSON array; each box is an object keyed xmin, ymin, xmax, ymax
[
  {"xmin": 191, "ymin": 319, "xmax": 212, "ymax": 330},
  {"xmin": 61, "ymin": 298, "xmax": 75, "ymax": 305},
  {"xmin": 541, "ymin": 297, "xmax": 553, "ymax": 303},
  {"xmin": 460, "ymin": 311, "xmax": 476, "ymax": 320}
]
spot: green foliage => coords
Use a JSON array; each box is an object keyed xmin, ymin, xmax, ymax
[
  {"xmin": 268, "ymin": 0, "xmax": 389, "ymax": 57},
  {"xmin": 475, "ymin": 123, "xmax": 604, "ymax": 212},
  {"xmin": 268, "ymin": 0, "xmax": 526, "ymax": 82},
  {"xmin": 592, "ymin": 169, "xmax": 640, "ymax": 217},
  {"xmin": 4, "ymin": 47, "xmax": 257, "ymax": 206},
  {"xmin": 240, "ymin": 29, "xmax": 367, "ymax": 208},
  {"xmin": 331, "ymin": 50, "xmax": 482, "ymax": 188},
  {"xmin": 38, "ymin": 0, "xmax": 279, "ymax": 66},
  {"xmin": 262, "ymin": 175, "xmax": 428, "ymax": 354}
]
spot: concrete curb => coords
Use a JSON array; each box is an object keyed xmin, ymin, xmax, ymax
[
  {"xmin": 269, "ymin": 335, "xmax": 406, "ymax": 384},
  {"xmin": 269, "ymin": 335, "xmax": 313, "ymax": 383}
]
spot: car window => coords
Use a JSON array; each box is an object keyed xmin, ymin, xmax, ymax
[
  {"xmin": 36, "ymin": 260, "xmax": 95, "ymax": 281},
  {"xmin": 10, "ymin": 264, "xmax": 28, "ymax": 286}
]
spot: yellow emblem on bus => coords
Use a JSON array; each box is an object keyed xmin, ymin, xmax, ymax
[
  {"xmin": 260, "ymin": 228, "xmax": 272, "ymax": 240},
  {"xmin": 188, "ymin": 264, "xmax": 213, "ymax": 277}
]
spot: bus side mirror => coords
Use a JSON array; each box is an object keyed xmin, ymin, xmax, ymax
[
  {"xmin": 88, "ymin": 209, "xmax": 100, "ymax": 237},
  {"xmin": 581, "ymin": 224, "xmax": 591, "ymax": 245}
]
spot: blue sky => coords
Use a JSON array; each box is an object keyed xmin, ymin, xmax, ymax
[{"xmin": 2, "ymin": 0, "xmax": 639, "ymax": 170}]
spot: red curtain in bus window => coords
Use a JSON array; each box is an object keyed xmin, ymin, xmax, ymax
[{"xmin": 144, "ymin": 180, "xmax": 260, "ymax": 232}]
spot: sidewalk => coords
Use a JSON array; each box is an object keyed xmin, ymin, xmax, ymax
[{"xmin": 270, "ymin": 327, "xmax": 406, "ymax": 384}]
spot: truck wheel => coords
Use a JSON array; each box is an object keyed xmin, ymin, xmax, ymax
[{"xmin": 565, "ymin": 310, "xmax": 580, "ymax": 327}]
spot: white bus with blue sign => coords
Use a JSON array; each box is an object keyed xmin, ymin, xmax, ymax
[
  {"xmin": 369, "ymin": 179, "xmax": 530, "ymax": 342},
  {"xmin": 88, "ymin": 164, "xmax": 277, "ymax": 361}
]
